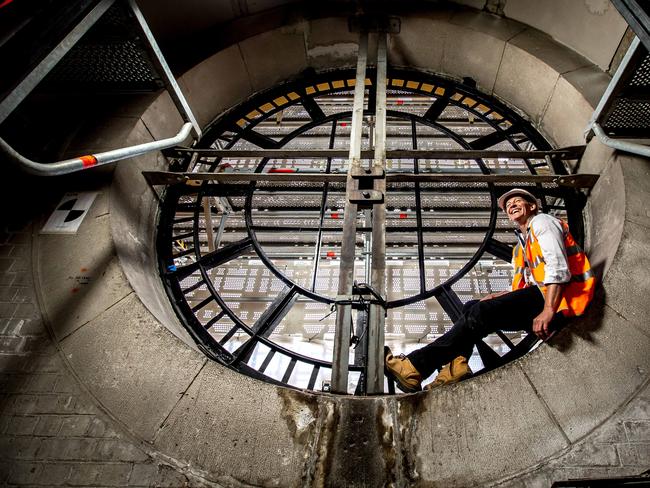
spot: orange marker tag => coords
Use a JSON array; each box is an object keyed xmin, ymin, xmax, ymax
[{"xmin": 80, "ymin": 155, "xmax": 98, "ymax": 168}]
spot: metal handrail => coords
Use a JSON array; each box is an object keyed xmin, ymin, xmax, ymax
[
  {"xmin": 0, "ymin": 122, "xmax": 192, "ymax": 176},
  {"xmin": 591, "ymin": 122, "xmax": 650, "ymax": 158}
]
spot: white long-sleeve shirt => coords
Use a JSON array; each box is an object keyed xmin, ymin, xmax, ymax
[{"xmin": 517, "ymin": 213, "xmax": 571, "ymax": 286}]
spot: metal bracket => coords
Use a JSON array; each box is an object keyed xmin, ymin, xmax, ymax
[
  {"xmin": 349, "ymin": 189, "xmax": 384, "ymax": 206},
  {"xmin": 555, "ymin": 174, "xmax": 600, "ymax": 189},
  {"xmin": 351, "ymin": 167, "xmax": 385, "ymax": 179},
  {"xmin": 334, "ymin": 283, "xmax": 387, "ymax": 312}
]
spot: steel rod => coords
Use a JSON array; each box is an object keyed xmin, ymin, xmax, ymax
[
  {"xmin": 332, "ymin": 31, "xmax": 368, "ymax": 394},
  {"xmin": 169, "ymin": 148, "xmax": 586, "ymax": 159},
  {"xmin": 203, "ymin": 198, "xmax": 215, "ymax": 252},
  {"xmin": 142, "ymin": 170, "xmax": 599, "ymax": 188},
  {"xmin": 311, "ymin": 121, "xmax": 337, "ymax": 291},
  {"xmin": 412, "ymin": 119, "xmax": 427, "ymax": 293},
  {"xmin": 367, "ymin": 31, "xmax": 388, "ymax": 395}
]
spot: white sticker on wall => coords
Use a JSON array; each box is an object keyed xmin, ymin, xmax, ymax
[{"xmin": 41, "ymin": 192, "xmax": 99, "ymax": 234}]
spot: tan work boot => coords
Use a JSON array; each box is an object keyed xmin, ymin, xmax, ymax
[
  {"xmin": 425, "ymin": 356, "xmax": 472, "ymax": 390},
  {"xmin": 385, "ymin": 346, "xmax": 422, "ymax": 393}
]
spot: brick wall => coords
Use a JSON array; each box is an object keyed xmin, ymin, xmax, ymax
[{"xmin": 0, "ymin": 221, "xmax": 201, "ymax": 487}]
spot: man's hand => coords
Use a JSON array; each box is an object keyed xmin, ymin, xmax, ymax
[
  {"xmin": 533, "ymin": 307, "xmax": 556, "ymax": 340},
  {"xmin": 533, "ymin": 283, "xmax": 564, "ymax": 340},
  {"xmin": 480, "ymin": 291, "xmax": 509, "ymax": 302}
]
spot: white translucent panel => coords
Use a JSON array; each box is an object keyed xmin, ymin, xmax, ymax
[
  {"xmin": 287, "ymin": 360, "xmax": 317, "ymax": 389},
  {"xmin": 246, "ymin": 342, "xmax": 272, "ymax": 371},
  {"xmin": 263, "ymin": 352, "xmax": 292, "ymax": 383}
]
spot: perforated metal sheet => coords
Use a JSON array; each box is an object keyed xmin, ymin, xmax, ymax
[
  {"xmin": 43, "ymin": 2, "xmax": 162, "ymax": 91},
  {"xmin": 604, "ymin": 99, "xmax": 650, "ymax": 131}
]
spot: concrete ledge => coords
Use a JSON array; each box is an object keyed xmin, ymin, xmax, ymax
[
  {"xmin": 59, "ymin": 293, "xmax": 206, "ymax": 443},
  {"xmin": 153, "ymin": 362, "xmax": 310, "ymax": 487},
  {"xmin": 412, "ymin": 364, "xmax": 569, "ymax": 486}
]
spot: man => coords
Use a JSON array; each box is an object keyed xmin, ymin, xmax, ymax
[{"xmin": 385, "ymin": 188, "xmax": 595, "ymax": 393}]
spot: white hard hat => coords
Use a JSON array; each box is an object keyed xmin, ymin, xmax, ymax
[{"xmin": 497, "ymin": 188, "xmax": 540, "ymax": 211}]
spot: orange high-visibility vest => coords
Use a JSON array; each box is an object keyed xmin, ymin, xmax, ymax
[{"xmin": 511, "ymin": 218, "xmax": 595, "ymax": 317}]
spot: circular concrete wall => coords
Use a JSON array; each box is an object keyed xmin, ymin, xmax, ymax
[{"xmin": 34, "ymin": 6, "xmax": 650, "ymax": 487}]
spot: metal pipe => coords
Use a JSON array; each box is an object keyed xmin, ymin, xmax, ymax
[
  {"xmin": 0, "ymin": 0, "xmax": 201, "ymax": 176},
  {"xmin": 367, "ymin": 31, "xmax": 388, "ymax": 394},
  {"xmin": 128, "ymin": 0, "xmax": 202, "ymax": 140},
  {"xmin": 0, "ymin": 0, "xmax": 117, "ymax": 125},
  {"xmin": 331, "ymin": 31, "xmax": 368, "ymax": 394},
  {"xmin": 0, "ymin": 122, "xmax": 193, "ymax": 176},
  {"xmin": 591, "ymin": 122, "xmax": 650, "ymax": 158}
]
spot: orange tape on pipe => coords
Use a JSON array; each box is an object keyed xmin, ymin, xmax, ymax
[{"xmin": 80, "ymin": 155, "xmax": 98, "ymax": 168}]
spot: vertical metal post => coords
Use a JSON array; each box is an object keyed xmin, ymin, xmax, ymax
[
  {"xmin": 354, "ymin": 209, "xmax": 373, "ymax": 393},
  {"xmin": 128, "ymin": 0, "xmax": 202, "ymax": 140},
  {"xmin": 367, "ymin": 32, "xmax": 388, "ymax": 394},
  {"xmin": 412, "ymin": 119, "xmax": 427, "ymax": 293},
  {"xmin": 311, "ymin": 121, "xmax": 337, "ymax": 292},
  {"xmin": 203, "ymin": 198, "xmax": 215, "ymax": 252},
  {"xmin": 331, "ymin": 32, "xmax": 368, "ymax": 394},
  {"xmin": 214, "ymin": 211, "xmax": 229, "ymax": 250}
]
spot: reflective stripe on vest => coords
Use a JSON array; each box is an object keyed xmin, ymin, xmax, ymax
[
  {"xmin": 511, "ymin": 217, "xmax": 595, "ymax": 316},
  {"xmin": 571, "ymin": 269, "xmax": 595, "ymax": 282},
  {"xmin": 566, "ymin": 244, "xmax": 582, "ymax": 256}
]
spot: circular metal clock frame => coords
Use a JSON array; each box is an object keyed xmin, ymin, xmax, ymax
[{"xmin": 157, "ymin": 68, "xmax": 584, "ymax": 393}]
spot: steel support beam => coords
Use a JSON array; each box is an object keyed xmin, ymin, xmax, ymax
[
  {"xmin": 331, "ymin": 32, "xmax": 368, "ymax": 394},
  {"xmin": 143, "ymin": 170, "xmax": 599, "ymax": 189},
  {"xmin": 367, "ymin": 32, "xmax": 388, "ymax": 395},
  {"xmin": 168, "ymin": 147, "xmax": 587, "ymax": 160}
]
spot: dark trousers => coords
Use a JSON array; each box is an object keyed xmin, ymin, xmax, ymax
[{"xmin": 407, "ymin": 287, "xmax": 566, "ymax": 379}]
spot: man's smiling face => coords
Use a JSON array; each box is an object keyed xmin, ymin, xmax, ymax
[{"xmin": 505, "ymin": 196, "xmax": 537, "ymax": 225}]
